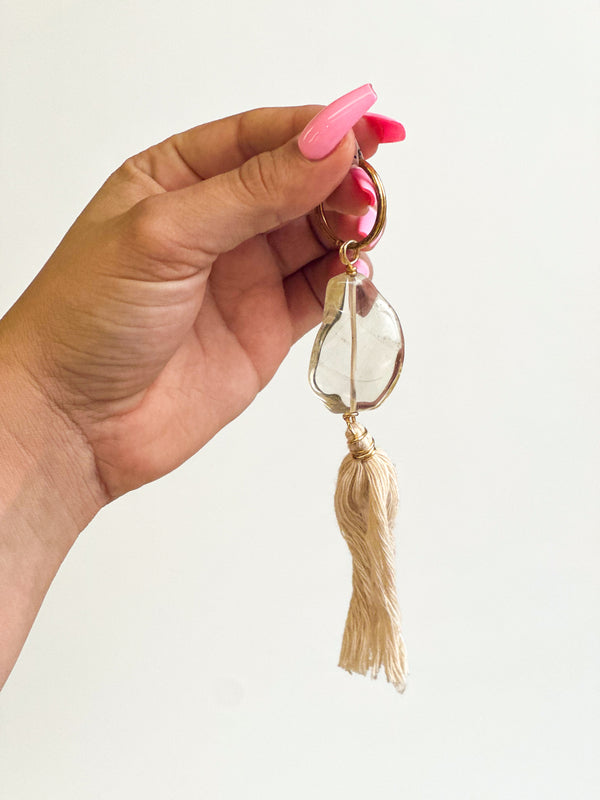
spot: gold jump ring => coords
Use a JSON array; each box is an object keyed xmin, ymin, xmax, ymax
[{"xmin": 315, "ymin": 156, "xmax": 387, "ymax": 251}]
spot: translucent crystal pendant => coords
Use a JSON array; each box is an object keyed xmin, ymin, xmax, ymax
[{"xmin": 309, "ymin": 272, "xmax": 404, "ymax": 414}]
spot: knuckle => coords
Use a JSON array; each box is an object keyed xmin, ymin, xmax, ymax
[
  {"xmin": 235, "ymin": 151, "xmax": 285, "ymax": 229},
  {"xmin": 236, "ymin": 109, "xmax": 261, "ymax": 161},
  {"xmin": 238, "ymin": 151, "xmax": 275, "ymax": 200},
  {"xmin": 124, "ymin": 196, "xmax": 169, "ymax": 255},
  {"xmin": 113, "ymin": 153, "xmax": 152, "ymax": 185},
  {"xmin": 117, "ymin": 155, "xmax": 142, "ymax": 180}
]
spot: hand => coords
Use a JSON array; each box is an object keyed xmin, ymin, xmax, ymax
[
  {"xmin": 0, "ymin": 84, "xmax": 406, "ymax": 687},
  {"xmin": 1, "ymin": 86, "xmax": 405, "ymax": 502}
]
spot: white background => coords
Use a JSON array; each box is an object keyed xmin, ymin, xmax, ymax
[{"xmin": 1, "ymin": 1, "xmax": 599, "ymax": 797}]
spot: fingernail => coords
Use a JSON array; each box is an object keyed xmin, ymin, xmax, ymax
[
  {"xmin": 356, "ymin": 258, "xmax": 370, "ymax": 277},
  {"xmin": 363, "ymin": 112, "xmax": 406, "ymax": 143},
  {"xmin": 299, "ymin": 84, "xmax": 377, "ymax": 161},
  {"xmin": 350, "ymin": 166, "xmax": 376, "ymax": 206},
  {"xmin": 357, "ymin": 206, "xmax": 377, "ymax": 239}
]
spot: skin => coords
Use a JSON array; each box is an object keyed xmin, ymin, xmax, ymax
[{"xmin": 0, "ymin": 104, "xmax": 380, "ymax": 688}]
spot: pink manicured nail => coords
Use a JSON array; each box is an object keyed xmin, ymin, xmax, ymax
[
  {"xmin": 358, "ymin": 206, "xmax": 377, "ymax": 238},
  {"xmin": 356, "ymin": 258, "xmax": 370, "ymax": 277},
  {"xmin": 350, "ymin": 166, "xmax": 376, "ymax": 206},
  {"xmin": 299, "ymin": 84, "xmax": 377, "ymax": 160},
  {"xmin": 363, "ymin": 112, "xmax": 406, "ymax": 143}
]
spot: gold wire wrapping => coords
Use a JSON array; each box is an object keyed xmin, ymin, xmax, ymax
[{"xmin": 343, "ymin": 412, "xmax": 376, "ymax": 460}]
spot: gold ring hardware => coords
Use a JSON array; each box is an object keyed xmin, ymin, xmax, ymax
[{"xmin": 315, "ymin": 156, "xmax": 387, "ymax": 251}]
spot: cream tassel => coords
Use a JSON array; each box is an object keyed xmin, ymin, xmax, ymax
[{"xmin": 334, "ymin": 414, "xmax": 407, "ymax": 693}]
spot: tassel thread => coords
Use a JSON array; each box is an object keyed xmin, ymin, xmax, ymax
[{"xmin": 334, "ymin": 413, "xmax": 407, "ymax": 693}]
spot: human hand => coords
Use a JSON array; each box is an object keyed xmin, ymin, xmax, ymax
[
  {"xmin": 0, "ymin": 84, "xmax": 406, "ymax": 687},
  {"xmin": 1, "ymin": 84, "xmax": 405, "ymax": 503}
]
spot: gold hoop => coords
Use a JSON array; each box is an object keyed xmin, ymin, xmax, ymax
[{"xmin": 315, "ymin": 156, "xmax": 387, "ymax": 251}]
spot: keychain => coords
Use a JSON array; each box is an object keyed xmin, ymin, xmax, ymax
[{"xmin": 309, "ymin": 154, "xmax": 407, "ymax": 692}]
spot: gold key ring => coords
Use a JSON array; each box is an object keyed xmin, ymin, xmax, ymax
[{"xmin": 314, "ymin": 155, "xmax": 387, "ymax": 251}]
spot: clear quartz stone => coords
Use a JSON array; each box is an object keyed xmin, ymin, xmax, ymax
[{"xmin": 309, "ymin": 272, "xmax": 404, "ymax": 414}]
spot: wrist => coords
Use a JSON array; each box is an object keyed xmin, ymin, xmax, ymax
[
  {"xmin": 0, "ymin": 355, "xmax": 108, "ymax": 549},
  {"xmin": 0, "ymin": 340, "xmax": 109, "ymax": 687}
]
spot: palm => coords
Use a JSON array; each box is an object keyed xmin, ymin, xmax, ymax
[{"xmin": 80, "ymin": 228, "xmax": 301, "ymax": 495}]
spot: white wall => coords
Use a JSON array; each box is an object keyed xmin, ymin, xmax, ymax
[{"xmin": 1, "ymin": 1, "xmax": 599, "ymax": 797}]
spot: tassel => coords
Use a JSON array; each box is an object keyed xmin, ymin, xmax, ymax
[{"xmin": 334, "ymin": 413, "xmax": 407, "ymax": 693}]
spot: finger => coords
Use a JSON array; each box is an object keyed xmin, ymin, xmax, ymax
[
  {"xmin": 324, "ymin": 166, "xmax": 376, "ymax": 216},
  {"xmin": 129, "ymin": 105, "xmax": 383, "ymax": 192},
  {"xmin": 352, "ymin": 116, "xmax": 384, "ymax": 159},
  {"xmin": 134, "ymin": 129, "xmax": 359, "ymax": 265},
  {"xmin": 362, "ymin": 112, "xmax": 407, "ymax": 145},
  {"xmin": 133, "ymin": 106, "xmax": 320, "ymax": 191},
  {"xmin": 284, "ymin": 251, "xmax": 373, "ymax": 344}
]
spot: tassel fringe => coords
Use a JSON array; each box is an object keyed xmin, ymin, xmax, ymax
[{"xmin": 334, "ymin": 415, "xmax": 407, "ymax": 693}]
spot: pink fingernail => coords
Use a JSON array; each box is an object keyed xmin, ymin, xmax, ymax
[
  {"xmin": 356, "ymin": 258, "xmax": 370, "ymax": 277},
  {"xmin": 363, "ymin": 112, "xmax": 406, "ymax": 143},
  {"xmin": 358, "ymin": 206, "xmax": 377, "ymax": 238},
  {"xmin": 350, "ymin": 166, "xmax": 376, "ymax": 206},
  {"xmin": 299, "ymin": 84, "xmax": 377, "ymax": 161}
]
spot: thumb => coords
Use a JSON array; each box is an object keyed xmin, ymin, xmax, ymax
[{"xmin": 151, "ymin": 130, "xmax": 358, "ymax": 258}]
